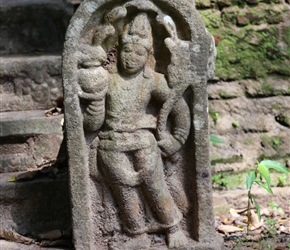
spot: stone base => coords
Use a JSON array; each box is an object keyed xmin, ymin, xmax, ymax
[{"xmin": 0, "ymin": 172, "xmax": 71, "ymax": 235}]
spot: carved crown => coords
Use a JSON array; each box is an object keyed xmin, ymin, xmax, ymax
[{"xmin": 121, "ymin": 13, "xmax": 152, "ymax": 50}]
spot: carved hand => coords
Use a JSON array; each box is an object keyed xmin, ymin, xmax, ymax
[{"xmin": 157, "ymin": 134, "xmax": 182, "ymax": 157}]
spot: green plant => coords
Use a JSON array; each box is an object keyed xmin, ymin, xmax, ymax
[
  {"xmin": 263, "ymin": 217, "xmax": 277, "ymax": 240},
  {"xmin": 212, "ymin": 173, "xmax": 229, "ymax": 189},
  {"xmin": 277, "ymin": 174, "xmax": 287, "ymax": 187},
  {"xmin": 209, "ymin": 134, "xmax": 224, "ymax": 144},
  {"xmin": 272, "ymin": 136, "xmax": 281, "ymax": 150},
  {"xmin": 232, "ymin": 120, "xmax": 239, "ymax": 128},
  {"xmin": 268, "ymin": 201, "xmax": 284, "ymax": 214},
  {"xmin": 272, "ymin": 103, "xmax": 281, "ymax": 110},
  {"xmin": 246, "ymin": 160, "xmax": 290, "ymax": 227},
  {"xmin": 209, "ymin": 110, "xmax": 219, "ymax": 123}
]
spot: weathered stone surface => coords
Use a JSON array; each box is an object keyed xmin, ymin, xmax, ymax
[
  {"xmin": 208, "ymin": 81, "xmax": 244, "ymax": 99},
  {"xmin": 0, "ymin": 0, "xmax": 73, "ymax": 55},
  {"xmin": 0, "ymin": 240, "xmax": 65, "ymax": 250},
  {"xmin": 241, "ymin": 77, "xmax": 290, "ymax": 97},
  {"xmin": 63, "ymin": 0, "xmax": 221, "ymax": 249},
  {"xmin": 0, "ymin": 55, "xmax": 63, "ymax": 112},
  {"xmin": 209, "ymin": 94, "xmax": 290, "ymax": 171},
  {"xmin": 0, "ymin": 172, "xmax": 71, "ymax": 236},
  {"xmin": 0, "ymin": 111, "xmax": 64, "ymax": 173}
]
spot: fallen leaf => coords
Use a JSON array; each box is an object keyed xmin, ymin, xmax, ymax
[
  {"xmin": 7, "ymin": 175, "xmax": 17, "ymax": 182},
  {"xmin": 248, "ymin": 210, "xmax": 264, "ymax": 230},
  {"xmin": 38, "ymin": 229, "xmax": 62, "ymax": 240},
  {"xmin": 223, "ymin": 217, "xmax": 234, "ymax": 225},
  {"xmin": 242, "ymin": 233, "xmax": 264, "ymax": 242},
  {"xmin": 275, "ymin": 246, "xmax": 286, "ymax": 250},
  {"xmin": 229, "ymin": 208, "xmax": 240, "ymax": 217},
  {"xmin": 0, "ymin": 229, "xmax": 35, "ymax": 244},
  {"xmin": 253, "ymin": 243, "xmax": 260, "ymax": 249},
  {"xmin": 45, "ymin": 107, "xmax": 62, "ymax": 117},
  {"xmin": 217, "ymin": 225, "xmax": 244, "ymax": 234}
]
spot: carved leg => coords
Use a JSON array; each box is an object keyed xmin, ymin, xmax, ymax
[
  {"xmin": 98, "ymin": 150, "xmax": 147, "ymax": 234},
  {"xmin": 135, "ymin": 144, "xmax": 188, "ymax": 248},
  {"xmin": 134, "ymin": 144, "xmax": 182, "ymax": 228}
]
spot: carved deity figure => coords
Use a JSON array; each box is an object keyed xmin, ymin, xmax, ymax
[
  {"xmin": 63, "ymin": 1, "xmax": 221, "ymax": 249},
  {"xmin": 79, "ymin": 12, "xmax": 190, "ymax": 248}
]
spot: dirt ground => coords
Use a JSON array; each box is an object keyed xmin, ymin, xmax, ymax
[{"xmin": 214, "ymin": 188, "xmax": 290, "ymax": 250}]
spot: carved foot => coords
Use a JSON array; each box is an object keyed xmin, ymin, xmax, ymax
[{"xmin": 167, "ymin": 225, "xmax": 188, "ymax": 249}]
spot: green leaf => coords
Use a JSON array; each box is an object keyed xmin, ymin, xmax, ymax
[
  {"xmin": 268, "ymin": 201, "xmax": 278, "ymax": 209},
  {"xmin": 255, "ymin": 180, "xmax": 273, "ymax": 195},
  {"xmin": 260, "ymin": 160, "xmax": 290, "ymax": 173},
  {"xmin": 258, "ymin": 163, "xmax": 271, "ymax": 191},
  {"xmin": 7, "ymin": 175, "xmax": 17, "ymax": 182},
  {"xmin": 209, "ymin": 134, "xmax": 224, "ymax": 144},
  {"xmin": 251, "ymin": 195, "xmax": 261, "ymax": 222},
  {"xmin": 246, "ymin": 171, "xmax": 257, "ymax": 190}
]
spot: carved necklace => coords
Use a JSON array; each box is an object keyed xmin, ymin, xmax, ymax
[{"xmin": 118, "ymin": 72, "xmax": 144, "ymax": 91}]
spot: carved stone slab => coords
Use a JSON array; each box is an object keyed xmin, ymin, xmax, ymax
[{"xmin": 62, "ymin": 0, "xmax": 222, "ymax": 249}]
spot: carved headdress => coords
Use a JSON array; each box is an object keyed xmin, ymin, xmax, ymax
[{"xmin": 121, "ymin": 13, "xmax": 153, "ymax": 51}]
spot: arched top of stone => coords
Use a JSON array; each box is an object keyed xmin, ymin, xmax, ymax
[{"xmin": 63, "ymin": 0, "xmax": 214, "ymax": 84}]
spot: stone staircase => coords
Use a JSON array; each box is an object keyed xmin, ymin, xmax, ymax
[{"xmin": 0, "ymin": 0, "xmax": 76, "ymax": 244}]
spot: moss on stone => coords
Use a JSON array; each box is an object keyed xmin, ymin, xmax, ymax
[
  {"xmin": 272, "ymin": 103, "xmax": 281, "ymax": 110},
  {"xmin": 261, "ymin": 134, "xmax": 282, "ymax": 151},
  {"xmin": 260, "ymin": 82, "xmax": 275, "ymax": 96},
  {"xmin": 199, "ymin": 9, "xmax": 222, "ymax": 29},
  {"xmin": 198, "ymin": 2, "xmax": 290, "ymax": 81},
  {"xmin": 276, "ymin": 114, "xmax": 290, "ymax": 128},
  {"xmin": 282, "ymin": 26, "xmax": 290, "ymax": 47},
  {"xmin": 195, "ymin": 0, "xmax": 212, "ymax": 9},
  {"xmin": 211, "ymin": 155, "xmax": 244, "ymax": 165},
  {"xmin": 235, "ymin": 4, "xmax": 287, "ymax": 26}
]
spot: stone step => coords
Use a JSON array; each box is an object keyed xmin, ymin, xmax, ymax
[
  {"xmin": 0, "ymin": 110, "xmax": 64, "ymax": 173},
  {"xmin": 0, "ymin": 0, "xmax": 73, "ymax": 55},
  {"xmin": 0, "ymin": 172, "xmax": 71, "ymax": 237},
  {"xmin": 0, "ymin": 55, "xmax": 63, "ymax": 112}
]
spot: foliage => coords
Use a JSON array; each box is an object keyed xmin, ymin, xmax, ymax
[
  {"xmin": 232, "ymin": 120, "xmax": 239, "ymax": 128},
  {"xmin": 268, "ymin": 201, "xmax": 284, "ymax": 214},
  {"xmin": 212, "ymin": 173, "xmax": 229, "ymax": 189},
  {"xmin": 277, "ymin": 174, "xmax": 287, "ymax": 187},
  {"xmin": 210, "ymin": 134, "xmax": 224, "ymax": 144},
  {"xmin": 209, "ymin": 110, "xmax": 219, "ymax": 123},
  {"xmin": 246, "ymin": 160, "xmax": 289, "ymax": 225}
]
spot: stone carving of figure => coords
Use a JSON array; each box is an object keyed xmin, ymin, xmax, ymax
[{"xmin": 77, "ymin": 12, "xmax": 191, "ymax": 248}]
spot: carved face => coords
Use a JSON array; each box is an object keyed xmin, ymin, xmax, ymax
[{"xmin": 120, "ymin": 43, "xmax": 148, "ymax": 75}]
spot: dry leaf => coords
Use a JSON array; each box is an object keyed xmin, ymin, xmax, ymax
[
  {"xmin": 217, "ymin": 225, "xmax": 243, "ymax": 234},
  {"xmin": 252, "ymin": 243, "xmax": 260, "ymax": 249},
  {"xmin": 223, "ymin": 217, "xmax": 234, "ymax": 225},
  {"xmin": 7, "ymin": 175, "xmax": 17, "ymax": 182},
  {"xmin": 0, "ymin": 229, "xmax": 35, "ymax": 244},
  {"xmin": 242, "ymin": 233, "xmax": 264, "ymax": 242},
  {"xmin": 248, "ymin": 210, "xmax": 264, "ymax": 230},
  {"xmin": 275, "ymin": 246, "xmax": 286, "ymax": 250},
  {"xmin": 38, "ymin": 229, "xmax": 62, "ymax": 240},
  {"xmin": 45, "ymin": 107, "xmax": 62, "ymax": 117},
  {"xmin": 229, "ymin": 208, "xmax": 240, "ymax": 217}
]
